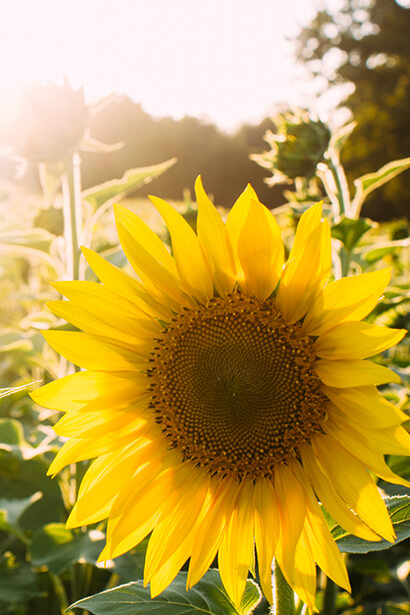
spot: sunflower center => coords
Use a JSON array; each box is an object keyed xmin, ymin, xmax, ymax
[{"xmin": 148, "ymin": 292, "xmax": 327, "ymax": 480}]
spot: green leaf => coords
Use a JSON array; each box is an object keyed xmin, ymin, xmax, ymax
[
  {"xmin": 334, "ymin": 495, "xmax": 410, "ymax": 553},
  {"xmin": 70, "ymin": 570, "xmax": 261, "ymax": 615},
  {"xmin": 30, "ymin": 523, "xmax": 105, "ymax": 574},
  {"xmin": 331, "ymin": 216, "xmax": 374, "ymax": 251},
  {"xmin": 83, "ymin": 158, "xmax": 177, "ymax": 209},
  {"xmin": 351, "ymin": 157, "xmax": 410, "ymax": 218},
  {"xmin": 363, "ymin": 239, "xmax": 409, "ymax": 265}
]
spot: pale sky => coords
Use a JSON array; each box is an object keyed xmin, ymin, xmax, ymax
[{"xmin": 0, "ymin": 0, "xmax": 344, "ymax": 132}]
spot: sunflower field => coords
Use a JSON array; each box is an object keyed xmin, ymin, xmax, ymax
[{"xmin": 0, "ymin": 97, "xmax": 409, "ymax": 615}]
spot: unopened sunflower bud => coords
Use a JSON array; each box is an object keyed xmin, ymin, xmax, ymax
[
  {"xmin": 10, "ymin": 80, "xmax": 90, "ymax": 164},
  {"xmin": 252, "ymin": 109, "xmax": 331, "ymax": 183}
]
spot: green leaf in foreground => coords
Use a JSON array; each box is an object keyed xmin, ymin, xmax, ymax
[
  {"xmin": 333, "ymin": 495, "xmax": 410, "ymax": 553},
  {"xmin": 70, "ymin": 570, "xmax": 261, "ymax": 615},
  {"xmin": 82, "ymin": 158, "xmax": 177, "ymax": 209}
]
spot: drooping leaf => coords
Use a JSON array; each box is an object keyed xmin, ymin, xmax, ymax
[
  {"xmin": 30, "ymin": 523, "xmax": 105, "ymax": 574},
  {"xmin": 82, "ymin": 158, "xmax": 177, "ymax": 209},
  {"xmin": 70, "ymin": 570, "xmax": 261, "ymax": 615},
  {"xmin": 351, "ymin": 157, "xmax": 410, "ymax": 218},
  {"xmin": 331, "ymin": 216, "xmax": 374, "ymax": 251},
  {"xmin": 333, "ymin": 496, "xmax": 410, "ymax": 553}
]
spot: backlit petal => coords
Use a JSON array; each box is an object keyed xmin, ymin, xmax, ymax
[
  {"xmin": 195, "ymin": 176, "xmax": 236, "ymax": 294},
  {"xmin": 238, "ymin": 199, "xmax": 284, "ymax": 301},
  {"xmin": 315, "ymin": 321, "xmax": 405, "ymax": 360},
  {"xmin": 303, "ymin": 268, "xmax": 392, "ymax": 335}
]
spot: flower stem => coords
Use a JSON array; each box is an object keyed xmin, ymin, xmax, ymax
[
  {"xmin": 61, "ymin": 152, "xmax": 82, "ymax": 281},
  {"xmin": 321, "ymin": 578, "xmax": 337, "ymax": 615},
  {"xmin": 326, "ymin": 155, "xmax": 350, "ymax": 219},
  {"xmin": 272, "ymin": 560, "xmax": 295, "ymax": 615}
]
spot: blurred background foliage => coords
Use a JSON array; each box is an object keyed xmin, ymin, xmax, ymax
[
  {"xmin": 0, "ymin": 0, "xmax": 409, "ymax": 613},
  {"xmin": 1, "ymin": 2, "xmax": 409, "ymax": 222}
]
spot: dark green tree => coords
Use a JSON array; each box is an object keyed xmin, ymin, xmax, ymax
[{"xmin": 297, "ymin": 0, "xmax": 410, "ymax": 220}]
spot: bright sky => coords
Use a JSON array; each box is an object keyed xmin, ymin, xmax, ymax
[{"xmin": 0, "ymin": 0, "xmax": 343, "ymax": 132}]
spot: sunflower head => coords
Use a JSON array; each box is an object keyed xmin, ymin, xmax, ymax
[{"xmin": 32, "ymin": 177, "xmax": 409, "ymax": 610}]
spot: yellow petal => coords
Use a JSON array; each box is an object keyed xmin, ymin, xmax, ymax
[
  {"xmin": 254, "ymin": 479, "xmax": 279, "ymax": 603},
  {"xmin": 114, "ymin": 203, "xmax": 178, "ymax": 275},
  {"xmin": 149, "ymin": 195, "xmax": 214, "ymax": 302},
  {"xmin": 300, "ymin": 444, "xmax": 380, "ymax": 542},
  {"xmin": 282, "ymin": 528, "xmax": 317, "ymax": 612},
  {"xmin": 104, "ymin": 462, "xmax": 170, "ymax": 560},
  {"xmin": 303, "ymin": 268, "xmax": 392, "ymax": 335},
  {"xmin": 81, "ymin": 246, "xmax": 173, "ymax": 321},
  {"xmin": 323, "ymin": 417, "xmax": 410, "ymax": 487},
  {"xmin": 276, "ymin": 211, "xmax": 331, "ymax": 323},
  {"xmin": 305, "ymin": 488, "xmax": 351, "ymax": 592},
  {"xmin": 149, "ymin": 528, "xmax": 195, "ymax": 597},
  {"xmin": 144, "ymin": 465, "xmax": 208, "ymax": 581},
  {"xmin": 312, "ymin": 435, "xmax": 395, "ymax": 542},
  {"xmin": 315, "ymin": 359, "xmax": 400, "ymax": 387},
  {"xmin": 225, "ymin": 183, "xmax": 258, "ymax": 280},
  {"xmin": 48, "ymin": 431, "xmax": 139, "ymax": 475},
  {"xmin": 218, "ymin": 481, "xmax": 255, "ymax": 608},
  {"xmin": 315, "ymin": 321, "xmax": 405, "ymax": 360},
  {"xmin": 53, "ymin": 280, "xmax": 160, "ymax": 333},
  {"xmin": 323, "ymin": 385, "xmax": 408, "ymax": 428},
  {"xmin": 47, "ymin": 300, "xmax": 154, "ymax": 349},
  {"xmin": 238, "ymin": 199, "xmax": 284, "ymax": 301},
  {"xmin": 327, "ymin": 412, "xmax": 410, "ymax": 456},
  {"xmin": 54, "ymin": 407, "xmax": 146, "ymax": 439},
  {"xmin": 115, "ymin": 220, "xmax": 193, "ymax": 310},
  {"xmin": 188, "ymin": 480, "xmax": 240, "ymax": 589},
  {"xmin": 195, "ymin": 176, "xmax": 236, "ymax": 295},
  {"xmin": 43, "ymin": 330, "xmax": 145, "ymax": 371},
  {"xmin": 67, "ymin": 439, "xmax": 152, "ymax": 527},
  {"xmin": 274, "ymin": 462, "xmax": 307, "ymax": 584},
  {"xmin": 30, "ymin": 370, "xmax": 137, "ymax": 412}
]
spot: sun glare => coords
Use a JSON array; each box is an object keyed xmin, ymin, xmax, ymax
[{"xmin": 1, "ymin": 0, "xmax": 323, "ymax": 131}]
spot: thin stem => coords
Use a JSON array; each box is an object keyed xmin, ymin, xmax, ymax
[
  {"xmin": 272, "ymin": 560, "xmax": 295, "ymax": 615},
  {"xmin": 48, "ymin": 571, "xmax": 75, "ymax": 615},
  {"xmin": 321, "ymin": 578, "xmax": 337, "ymax": 615},
  {"xmin": 326, "ymin": 153, "xmax": 350, "ymax": 219},
  {"xmin": 61, "ymin": 152, "xmax": 83, "ymax": 281}
]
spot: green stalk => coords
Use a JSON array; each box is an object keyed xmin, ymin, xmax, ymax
[
  {"xmin": 321, "ymin": 578, "xmax": 337, "ymax": 615},
  {"xmin": 272, "ymin": 560, "xmax": 295, "ymax": 615},
  {"xmin": 48, "ymin": 571, "xmax": 75, "ymax": 615},
  {"xmin": 61, "ymin": 152, "xmax": 82, "ymax": 281},
  {"xmin": 326, "ymin": 154, "xmax": 350, "ymax": 219}
]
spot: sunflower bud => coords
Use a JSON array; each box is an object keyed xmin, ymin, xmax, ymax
[
  {"xmin": 11, "ymin": 80, "xmax": 90, "ymax": 164},
  {"xmin": 253, "ymin": 109, "xmax": 331, "ymax": 183}
]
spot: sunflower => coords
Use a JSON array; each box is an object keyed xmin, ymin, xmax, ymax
[{"xmin": 31, "ymin": 177, "xmax": 409, "ymax": 610}]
